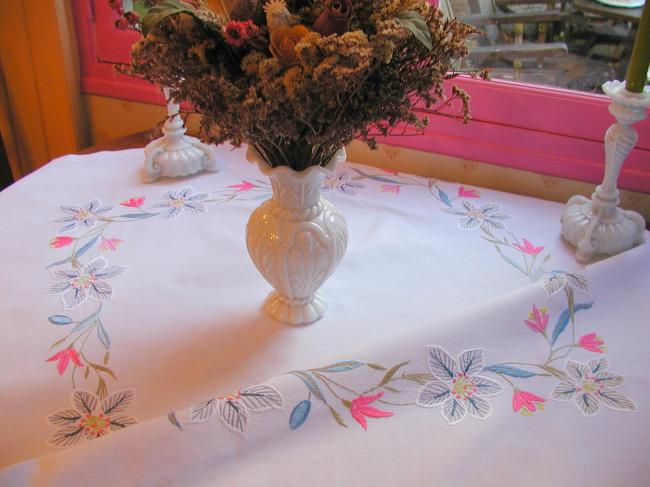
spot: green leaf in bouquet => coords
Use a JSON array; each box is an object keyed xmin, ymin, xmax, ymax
[
  {"xmin": 141, "ymin": 0, "xmax": 195, "ymax": 36},
  {"xmin": 396, "ymin": 11, "xmax": 433, "ymax": 51},
  {"xmin": 133, "ymin": 0, "xmax": 152, "ymax": 19}
]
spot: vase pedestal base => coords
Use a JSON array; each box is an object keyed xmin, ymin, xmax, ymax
[{"xmin": 264, "ymin": 291, "xmax": 327, "ymax": 325}]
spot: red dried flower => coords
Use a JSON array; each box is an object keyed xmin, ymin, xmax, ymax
[
  {"xmin": 223, "ymin": 20, "xmax": 260, "ymax": 47},
  {"xmin": 312, "ymin": 0, "xmax": 353, "ymax": 36}
]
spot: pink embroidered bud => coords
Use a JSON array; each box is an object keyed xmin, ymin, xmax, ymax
[{"xmin": 578, "ymin": 333, "xmax": 606, "ymax": 353}]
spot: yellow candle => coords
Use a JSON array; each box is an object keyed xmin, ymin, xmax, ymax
[{"xmin": 626, "ymin": 2, "xmax": 650, "ymax": 93}]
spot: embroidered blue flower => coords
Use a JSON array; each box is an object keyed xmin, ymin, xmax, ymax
[
  {"xmin": 55, "ymin": 199, "xmax": 114, "ymax": 233},
  {"xmin": 47, "ymin": 257, "xmax": 125, "ymax": 309},
  {"xmin": 416, "ymin": 347, "xmax": 503, "ymax": 425},
  {"xmin": 322, "ymin": 171, "xmax": 365, "ymax": 195},
  {"xmin": 152, "ymin": 187, "xmax": 209, "ymax": 219},
  {"xmin": 445, "ymin": 201, "xmax": 510, "ymax": 231},
  {"xmin": 551, "ymin": 357, "xmax": 636, "ymax": 416}
]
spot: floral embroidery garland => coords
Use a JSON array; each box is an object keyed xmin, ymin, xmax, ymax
[{"xmin": 44, "ymin": 164, "xmax": 636, "ymax": 448}]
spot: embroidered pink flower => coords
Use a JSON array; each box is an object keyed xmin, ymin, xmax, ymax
[
  {"xmin": 99, "ymin": 238, "xmax": 124, "ymax": 252},
  {"xmin": 458, "ymin": 187, "xmax": 480, "ymax": 198},
  {"xmin": 514, "ymin": 238, "xmax": 545, "ymax": 255},
  {"xmin": 224, "ymin": 20, "xmax": 259, "ymax": 47},
  {"xmin": 46, "ymin": 348, "xmax": 83, "ymax": 375},
  {"xmin": 512, "ymin": 389, "xmax": 546, "ymax": 415},
  {"xmin": 349, "ymin": 392, "xmax": 393, "ymax": 430},
  {"xmin": 50, "ymin": 236, "xmax": 74, "ymax": 249},
  {"xmin": 121, "ymin": 196, "xmax": 145, "ymax": 208},
  {"xmin": 578, "ymin": 333, "xmax": 606, "ymax": 353},
  {"xmin": 524, "ymin": 305, "xmax": 549, "ymax": 334},
  {"xmin": 228, "ymin": 181, "xmax": 255, "ymax": 192},
  {"xmin": 380, "ymin": 184, "xmax": 401, "ymax": 194}
]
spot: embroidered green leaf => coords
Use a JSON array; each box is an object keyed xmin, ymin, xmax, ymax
[
  {"xmin": 96, "ymin": 377, "xmax": 108, "ymax": 401},
  {"xmin": 484, "ymin": 364, "xmax": 537, "ymax": 378},
  {"xmin": 539, "ymin": 365, "xmax": 568, "ymax": 381},
  {"xmin": 168, "ymin": 412, "xmax": 183, "ymax": 430},
  {"xmin": 289, "ymin": 400, "xmax": 311, "ymax": 430},
  {"xmin": 46, "ymin": 256, "xmax": 72, "ymax": 270},
  {"xmin": 118, "ymin": 213, "xmax": 158, "ymax": 220},
  {"xmin": 383, "ymin": 386, "xmax": 401, "ymax": 393},
  {"xmin": 141, "ymin": 0, "xmax": 195, "ymax": 36},
  {"xmin": 84, "ymin": 366, "xmax": 90, "ymax": 380},
  {"xmin": 75, "ymin": 235, "xmax": 100, "ymax": 259},
  {"xmin": 49, "ymin": 315, "xmax": 73, "ymax": 326},
  {"xmin": 288, "ymin": 371, "xmax": 326, "ymax": 403},
  {"xmin": 402, "ymin": 373, "xmax": 433, "ymax": 385},
  {"xmin": 103, "ymin": 351, "xmax": 110, "ymax": 365},
  {"xmin": 395, "ymin": 11, "xmax": 433, "ymax": 50},
  {"xmin": 312, "ymin": 361, "xmax": 365, "ymax": 373},
  {"xmin": 550, "ymin": 302, "xmax": 594, "ymax": 346},
  {"xmin": 367, "ymin": 363, "xmax": 387, "ymax": 371},
  {"xmin": 49, "ymin": 337, "xmax": 68, "ymax": 350},
  {"xmin": 328, "ymin": 406, "xmax": 348, "ymax": 428},
  {"xmin": 90, "ymin": 362, "xmax": 118, "ymax": 380},
  {"xmin": 97, "ymin": 321, "xmax": 111, "ymax": 349},
  {"xmin": 378, "ymin": 361, "xmax": 410, "ymax": 387}
]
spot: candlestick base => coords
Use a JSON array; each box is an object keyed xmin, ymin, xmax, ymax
[
  {"xmin": 561, "ymin": 80, "xmax": 649, "ymax": 262},
  {"xmin": 561, "ymin": 195, "xmax": 645, "ymax": 262},
  {"xmin": 143, "ymin": 86, "xmax": 219, "ymax": 183},
  {"xmin": 144, "ymin": 135, "xmax": 218, "ymax": 183}
]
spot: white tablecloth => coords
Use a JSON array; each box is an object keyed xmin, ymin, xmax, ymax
[{"xmin": 0, "ymin": 147, "xmax": 648, "ymax": 486}]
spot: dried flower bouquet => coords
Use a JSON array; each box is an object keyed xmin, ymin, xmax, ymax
[{"xmin": 121, "ymin": 0, "xmax": 482, "ymax": 171}]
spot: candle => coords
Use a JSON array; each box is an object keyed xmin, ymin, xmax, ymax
[{"xmin": 626, "ymin": 2, "xmax": 650, "ymax": 93}]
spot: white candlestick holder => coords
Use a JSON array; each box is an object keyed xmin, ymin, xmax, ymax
[
  {"xmin": 561, "ymin": 80, "xmax": 648, "ymax": 262},
  {"xmin": 144, "ymin": 87, "xmax": 219, "ymax": 183}
]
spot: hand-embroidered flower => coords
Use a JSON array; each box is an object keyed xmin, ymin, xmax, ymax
[
  {"xmin": 188, "ymin": 384, "xmax": 283, "ymax": 436},
  {"xmin": 417, "ymin": 347, "xmax": 503, "ymax": 425},
  {"xmin": 380, "ymin": 184, "xmax": 401, "ymax": 194},
  {"xmin": 55, "ymin": 199, "xmax": 114, "ymax": 233},
  {"xmin": 152, "ymin": 187, "xmax": 209, "ymax": 219},
  {"xmin": 524, "ymin": 304, "xmax": 549, "ymax": 334},
  {"xmin": 512, "ymin": 389, "xmax": 545, "ymax": 415},
  {"xmin": 47, "ymin": 389, "xmax": 136, "ymax": 447},
  {"xmin": 46, "ymin": 348, "xmax": 83, "ymax": 375},
  {"xmin": 445, "ymin": 201, "xmax": 510, "ymax": 231},
  {"xmin": 228, "ymin": 181, "xmax": 255, "ymax": 192},
  {"xmin": 458, "ymin": 187, "xmax": 480, "ymax": 198},
  {"xmin": 348, "ymin": 391, "xmax": 393, "ymax": 430},
  {"xmin": 47, "ymin": 257, "xmax": 125, "ymax": 309},
  {"xmin": 322, "ymin": 171, "xmax": 365, "ymax": 195},
  {"xmin": 121, "ymin": 196, "xmax": 146, "ymax": 208},
  {"xmin": 49, "ymin": 236, "xmax": 74, "ymax": 249},
  {"xmin": 551, "ymin": 357, "xmax": 636, "ymax": 416},
  {"xmin": 542, "ymin": 271, "xmax": 589, "ymax": 298},
  {"xmin": 99, "ymin": 238, "xmax": 124, "ymax": 252},
  {"xmin": 578, "ymin": 333, "xmax": 606, "ymax": 353},
  {"xmin": 514, "ymin": 238, "xmax": 545, "ymax": 255}
]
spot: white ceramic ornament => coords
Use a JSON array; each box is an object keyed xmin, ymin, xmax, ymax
[
  {"xmin": 246, "ymin": 146, "xmax": 349, "ymax": 325},
  {"xmin": 561, "ymin": 80, "xmax": 648, "ymax": 262},
  {"xmin": 144, "ymin": 87, "xmax": 218, "ymax": 183}
]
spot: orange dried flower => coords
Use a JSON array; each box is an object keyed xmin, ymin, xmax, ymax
[{"xmin": 270, "ymin": 25, "xmax": 310, "ymax": 65}]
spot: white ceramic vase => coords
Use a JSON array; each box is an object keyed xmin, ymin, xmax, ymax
[{"xmin": 245, "ymin": 146, "xmax": 349, "ymax": 325}]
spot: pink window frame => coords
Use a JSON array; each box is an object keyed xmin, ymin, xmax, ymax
[{"xmin": 74, "ymin": 0, "xmax": 650, "ymax": 193}]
